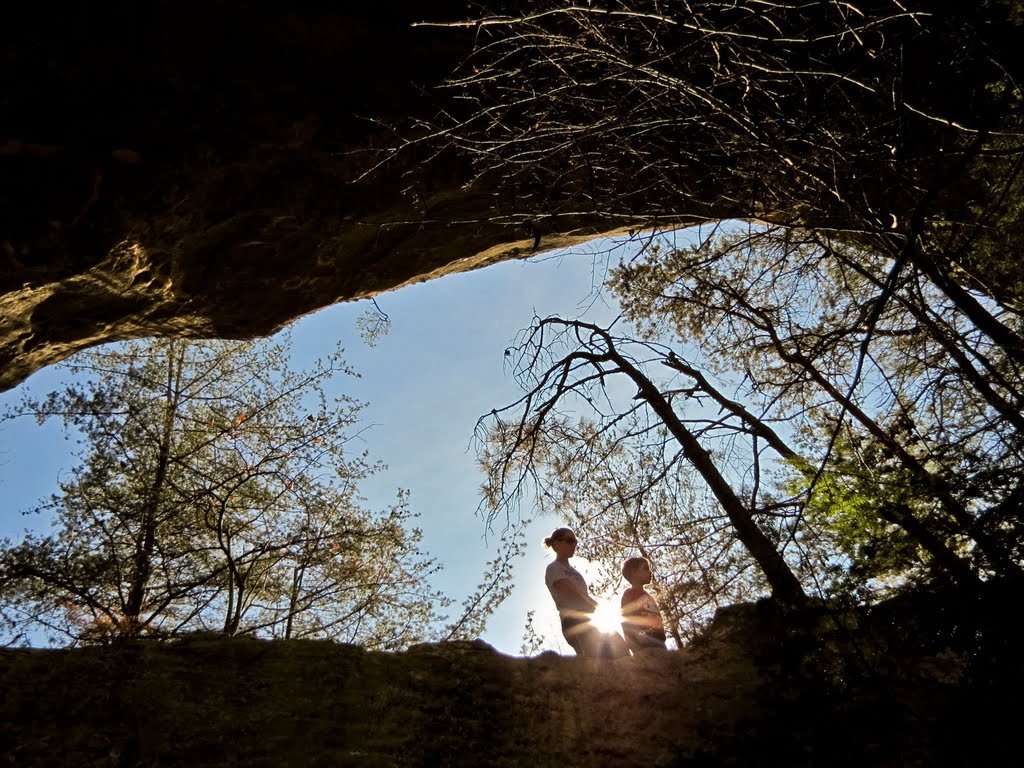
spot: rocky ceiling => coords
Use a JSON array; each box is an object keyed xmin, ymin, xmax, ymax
[
  {"xmin": 1, "ymin": 1, "xmax": 662, "ymax": 392},
  {"xmin": 4, "ymin": 2, "xmax": 1020, "ymax": 392}
]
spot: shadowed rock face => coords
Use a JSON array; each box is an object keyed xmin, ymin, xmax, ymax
[
  {"xmin": 3, "ymin": 1, "xmax": 1020, "ymax": 391},
  {"xmin": 0, "ymin": 1, "xmax": 649, "ymax": 391},
  {"xmin": 0, "ymin": 593, "xmax": 1019, "ymax": 766}
]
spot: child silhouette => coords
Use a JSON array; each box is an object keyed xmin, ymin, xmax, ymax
[{"xmin": 620, "ymin": 557, "xmax": 667, "ymax": 654}]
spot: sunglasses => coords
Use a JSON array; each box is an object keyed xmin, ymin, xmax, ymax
[{"xmin": 555, "ymin": 537, "xmax": 578, "ymax": 544}]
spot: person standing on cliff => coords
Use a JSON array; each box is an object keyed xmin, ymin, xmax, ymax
[
  {"xmin": 620, "ymin": 556, "xmax": 668, "ymax": 654},
  {"xmin": 543, "ymin": 527, "xmax": 627, "ymax": 657}
]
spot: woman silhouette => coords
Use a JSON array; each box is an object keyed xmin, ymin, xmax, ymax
[{"xmin": 543, "ymin": 527, "xmax": 627, "ymax": 657}]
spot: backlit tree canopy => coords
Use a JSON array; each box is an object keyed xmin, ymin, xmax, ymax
[
  {"xmin": 452, "ymin": 1, "xmax": 1024, "ymax": 637},
  {"xmin": 479, "ymin": 223, "xmax": 1023, "ymax": 638},
  {"xmin": 0, "ymin": 337, "xmax": 449, "ymax": 647}
]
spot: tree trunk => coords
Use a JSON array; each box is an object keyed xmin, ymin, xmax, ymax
[
  {"xmin": 125, "ymin": 342, "xmax": 183, "ymax": 634},
  {"xmin": 610, "ymin": 348, "xmax": 808, "ymax": 605},
  {"xmin": 662, "ymin": 351, "xmax": 985, "ymax": 589}
]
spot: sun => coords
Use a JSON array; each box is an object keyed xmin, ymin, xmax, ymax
[{"xmin": 590, "ymin": 598, "xmax": 624, "ymax": 636}]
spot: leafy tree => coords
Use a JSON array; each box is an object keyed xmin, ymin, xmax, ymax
[
  {"xmin": 612, "ymin": 227, "xmax": 1023, "ymax": 578},
  {"xmin": 478, "ymin": 313, "xmax": 809, "ymax": 628},
  {"xmin": 438, "ymin": 521, "xmax": 529, "ymax": 642},
  {"xmin": 413, "ymin": 0, "xmax": 1024, "ymax": 632},
  {"xmin": 479, "ymin": 222, "xmax": 1024, "ymax": 628},
  {"xmin": 0, "ymin": 335, "xmax": 451, "ymax": 648},
  {"xmin": 453, "ymin": 2, "xmax": 1024, "ymax": 619},
  {"xmin": 785, "ymin": 430, "xmax": 930, "ymax": 601}
]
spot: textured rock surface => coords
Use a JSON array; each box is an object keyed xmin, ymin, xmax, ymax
[
  {"xmin": 1, "ymin": 594, "xmax": 1017, "ymax": 767},
  {"xmin": 1, "ymin": 1, "xmax": 658, "ymax": 391},
  {"xmin": 6, "ymin": 2, "xmax": 1017, "ymax": 391},
  {"xmin": 1, "ymin": 639, "xmax": 749, "ymax": 766}
]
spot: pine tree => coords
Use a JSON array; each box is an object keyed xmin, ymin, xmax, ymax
[{"xmin": 0, "ymin": 335, "xmax": 449, "ymax": 648}]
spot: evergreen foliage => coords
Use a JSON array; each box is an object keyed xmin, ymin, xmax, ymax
[
  {"xmin": 0, "ymin": 336, "xmax": 450, "ymax": 647},
  {"xmin": 455, "ymin": 1, "xmax": 1024, "ymax": 634},
  {"xmin": 479, "ymin": 224, "xmax": 1023, "ymax": 633}
]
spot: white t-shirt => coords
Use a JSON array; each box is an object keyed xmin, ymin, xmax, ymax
[{"xmin": 545, "ymin": 559, "xmax": 593, "ymax": 616}]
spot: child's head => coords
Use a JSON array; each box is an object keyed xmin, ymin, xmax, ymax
[
  {"xmin": 622, "ymin": 556, "xmax": 652, "ymax": 586},
  {"xmin": 544, "ymin": 527, "xmax": 577, "ymax": 549}
]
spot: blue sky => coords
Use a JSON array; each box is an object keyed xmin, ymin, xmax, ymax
[{"xmin": 0, "ymin": 234, "xmax": 687, "ymax": 655}]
